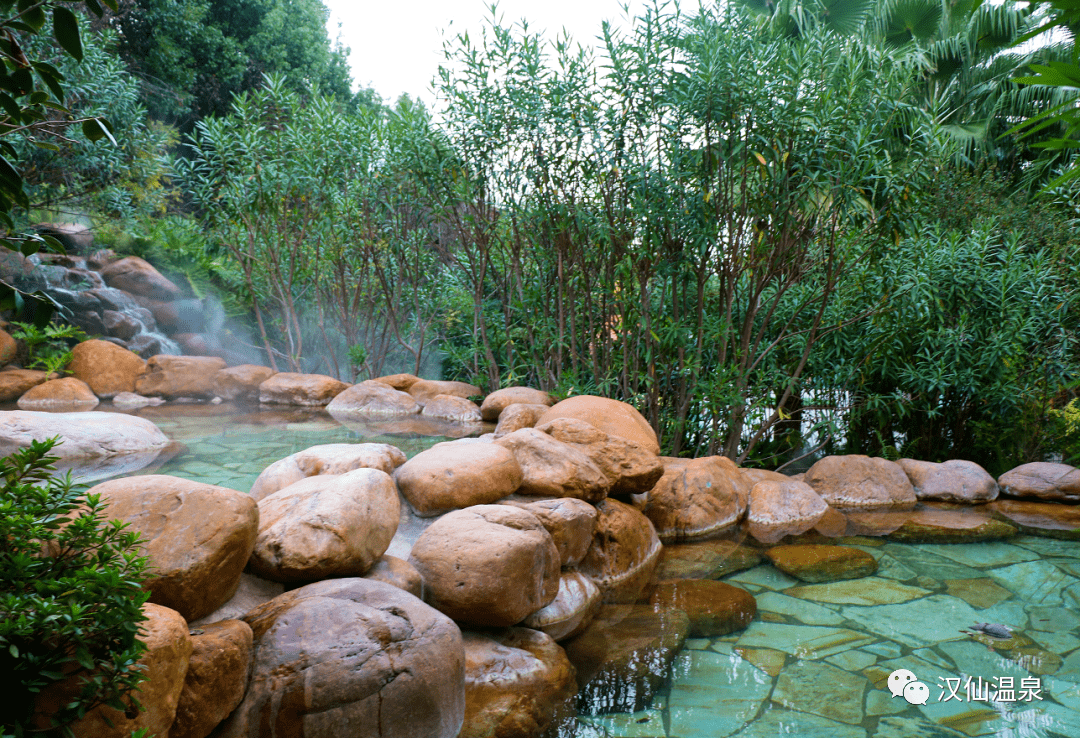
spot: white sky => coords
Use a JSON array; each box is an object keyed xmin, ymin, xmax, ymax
[{"xmin": 322, "ymin": 0, "xmax": 649, "ymax": 106}]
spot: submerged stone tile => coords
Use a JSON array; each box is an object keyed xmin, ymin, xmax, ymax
[
  {"xmin": 915, "ymin": 699, "xmax": 1006, "ymax": 737},
  {"xmin": 943, "ymin": 578, "xmax": 1014, "ymax": 610},
  {"xmin": 1028, "ymin": 605, "xmax": 1080, "ymax": 633},
  {"xmin": 841, "ymin": 595, "xmax": 979, "ymax": 647},
  {"xmin": 1055, "ymin": 650, "xmax": 1080, "ymax": 684},
  {"xmin": 773, "ymin": 660, "xmax": 867, "ymax": 725},
  {"xmin": 654, "ymin": 539, "xmax": 762, "ymax": 581},
  {"xmin": 886, "ymin": 509, "xmax": 1016, "ymax": 544},
  {"xmin": 667, "ymin": 650, "xmax": 772, "ymax": 738},
  {"xmin": 1011, "ymin": 535, "xmax": 1080, "ymax": 557},
  {"xmin": 874, "ymin": 554, "xmax": 920, "ymax": 582},
  {"xmin": 785, "ymin": 579, "xmax": 931, "ymax": 606},
  {"xmin": 879, "ymin": 544, "xmax": 985, "ymax": 581},
  {"xmin": 724, "ymin": 565, "xmax": 798, "ymax": 591},
  {"xmin": 826, "ymin": 649, "xmax": 878, "ymax": 672},
  {"xmin": 919, "ymin": 542, "xmax": 1040, "ymax": 569},
  {"xmin": 735, "ymin": 622, "xmax": 874, "ymax": 659},
  {"xmin": 579, "ymin": 709, "xmax": 666, "ymax": 738},
  {"xmin": 864, "ymin": 691, "xmax": 909, "ymax": 718},
  {"xmin": 734, "ymin": 706, "xmax": 867, "ymax": 737},
  {"xmin": 754, "ymin": 591, "xmax": 844, "ymax": 626},
  {"xmin": 936, "ymin": 640, "xmax": 1030, "ymax": 683},
  {"xmin": 989, "ymin": 561, "xmax": 1076, "ymax": 607},
  {"xmin": 1030, "ymin": 629, "xmax": 1080, "ymax": 656},
  {"xmin": 732, "ymin": 646, "xmax": 786, "ymax": 676},
  {"xmin": 863, "ymin": 641, "xmax": 905, "ymax": 660},
  {"xmin": 765, "ymin": 545, "xmax": 878, "ymax": 583},
  {"xmin": 912, "ymin": 647, "xmax": 956, "ymax": 672}
]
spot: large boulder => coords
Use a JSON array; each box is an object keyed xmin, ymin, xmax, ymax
[
  {"xmin": 521, "ymin": 571, "xmax": 603, "ymax": 641},
  {"xmin": 538, "ymin": 417, "xmax": 664, "ymax": 496},
  {"xmin": 500, "ymin": 497, "xmax": 598, "ymax": 567},
  {"xmin": 899, "ymin": 458, "xmax": 999, "ymax": 503},
  {"xmin": 135, "ymin": 355, "xmax": 227, "ymax": 399},
  {"xmin": 536, "ymin": 395, "xmax": 660, "ymax": 454},
  {"xmin": 635, "ymin": 456, "xmax": 749, "ymax": 542},
  {"xmin": 999, "ymin": 462, "xmax": 1080, "ymax": 503},
  {"xmin": 480, "ymin": 386, "xmax": 555, "ymax": 421},
  {"xmin": 804, "ymin": 455, "xmax": 917, "ymax": 508},
  {"xmin": 257, "ymin": 372, "xmax": 349, "ymax": 406},
  {"xmin": 373, "ymin": 372, "xmax": 421, "ymax": 390},
  {"xmin": 395, "ymin": 441, "xmax": 524, "ymax": 515},
  {"xmin": 68, "ymin": 339, "xmax": 147, "ymax": 398},
  {"xmin": 459, "ymin": 628, "xmax": 577, "ymax": 738},
  {"xmin": 0, "ymin": 410, "xmax": 170, "ymax": 459},
  {"xmin": 17, "ymin": 377, "xmax": 99, "ymax": 409},
  {"xmin": 746, "ymin": 478, "xmax": 829, "ymax": 544},
  {"xmin": 577, "ymin": 499, "xmax": 662, "ymax": 603},
  {"xmin": 494, "ymin": 428, "xmax": 612, "ymax": 502},
  {"xmin": 421, "ymin": 394, "xmax": 483, "ymax": 422},
  {"xmin": 171, "ymin": 619, "xmax": 253, "ymax": 738},
  {"xmin": 100, "ymin": 255, "xmax": 182, "ymax": 301},
  {"xmin": 217, "ymin": 578, "xmax": 465, "ymax": 738},
  {"xmin": 36, "ymin": 603, "xmax": 192, "ymax": 738},
  {"xmin": 249, "ymin": 442, "xmax": 406, "ymax": 501},
  {"xmin": 0, "ymin": 368, "xmax": 48, "ymax": 401},
  {"xmin": 493, "ymin": 403, "xmax": 551, "ymax": 438},
  {"xmin": 409, "ymin": 505, "xmax": 560, "ymax": 627},
  {"xmin": 648, "ymin": 580, "xmax": 756, "ymax": 637},
  {"xmin": 326, "ymin": 379, "xmax": 421, "ymax": 417},
  {"xmin": 211, "ymin": 364, "xmax": 275, "ymax": 401},
  {"xmin": 89, "ymin": 475, "xmax": 258, "ymax": 622},
  {"xmin": 408, "ymin": 379, "xmax": 482, "ymax": 405},
  {"xmin": 363, "ymin": 555, "xmax": 424, "ymax": 598},
  {"xmin": 250, "ymin": 469, "xmax": 399, "ymax": 583}
]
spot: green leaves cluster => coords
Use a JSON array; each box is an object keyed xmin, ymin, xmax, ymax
[{"xmin": 0, "ymin": 438, "xmax": 149, "ymax": 737}]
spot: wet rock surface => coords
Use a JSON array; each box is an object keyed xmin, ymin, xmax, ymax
[
  {"xmin": 248, "ymin": 441, "xmax": 406, "ymax": 501},
  {"xmin": 636, "ymin": 456, "xmax": 749, "ymax": 542},
  {"xmin": 395, "ymin": 440, "xmax": 524, "ymax": 515},
  {"xmin": 804, "ymin": 455, "xmax": 917, "ymax": 508},
  {"xmin": 999, "ymin": 462, "xmax": 1080, "ymax": 503},
  {"xmin": 536, "ymin": 395, "xmax": 660, "ymax": 455},
  {"xmin": 577, "ymin": 498, "xmax": 662, "ymax": 603},
  {"xmin": 171, "ymin": 619, "xmax": 253, "ymax": 738},
  {"xmin": 764, "ymin": 544, "xmax": 878, "ymax": 583},
  {"xmin": 648, "ymin": 579, "xmax": 757, "ymax": 636},
  {"xmin": 480, "ymin": 386, "xmax": 554, "ymax": 421}
]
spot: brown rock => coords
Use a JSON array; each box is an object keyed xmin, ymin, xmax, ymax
[
  {"xmin": 500, "ymin": 497, "xmax": 598, "ymax": 567},
  {"xmin": 409, "ymin": 505, "xmax": 560, "ymax": 627},
  {"xmin": 88, "ymin": 475, "xmax": 258, "ymax": 622},
  {"xmin": 219, "ymin": 578, "xmax": 465, "ymax": 738},
  {"xmin": 899, "ymin": 458, "xmax": 999, "ymax": 503},
  {"xmin": 17, "ymin": 377, "xmax": 99, "ymax": 409},
  {"xmin": 135, "ymin": 355, "xmax": 227, "ymax": 399},
  {"xmin": 189, "ymin": 573, "xmax": 285, "ymax": 627},
  {"xmin": 746, "ymin": 479, "xmax": 829, "ymax": 544},
  {"xmin": 102, "ymin": 310, "xmax": 140, "ymax": 340},
  {"xmin": 989, "ymin": 499, "xmax": 1080, "ymax": 539},
  {"xmin": 326, "ymin": 379, "xmax": 421, "ymax": 416},
  {"xmin": 68, "ymin": 339, "xmax": 147, "ymax": 398},
  {"xmin": 649, "ymin": 579, "xmax": 756, "ymax": 636},
  {"xmin": 421, "ymin": 394, "xmax": 483, "ymax": 422},
  {"xmin": 459, "ymin": 627, "xmax": 577, "ymax": 738},
  {"xmin": 250, "ymin": 469, "xmax": 399, "ymax": 583},
  {"xmin": 0, "ymin": 368, "xmax": 48, "ymax": 401},
  {"xmin": 249, "ymin": 442, "xmax": 406, "ymax": 501},
  {"xmin": 562, "ymin": 604, "xmax": 689, "ymax": 714},
  {"xmin": 0, "ymin": 327, "xmax": 15, "ymax": 365},
  {"xmin": 493, "ymin": 403, "xmax": 550, "ymax": 438},
  {"xmin": 522, "ymin": 571, "xmax": 603, "ymax": 641},
  {"xmin": 765, "ymin": 544, "xmax": 878, "ymax": 583},
  {"xmin": 373, "ymin": 372, "xmax": 421, "ymax": 390},
  {"xmin": 636, "ymin": 456, "xmax": 749, "ymax": 542},
  {"xmin": 804, "ymin": 455, "xmax": 917, "ymax": 508},
  {"xmin": 577, "ymin": 499, "xmax": 662, "ymax": 603},
  {"xmin": 480, "ymin": 386, "xmax": 555, "ymax": 421},
  {"xmin": 654, "ymin": 540, "xmax": 763, "ymax": 582},
  {"xmin": 538, "ymin": 417, "xmax": 664, "ymax": 496},
  {"xmin": 999, "ymin": 462, "xmax": 1080, "ymax": 503},
  {"xmin": 111, "ymin": 391, "xmax": 165, "ymax": 409},
  {"xmin": 740, "ymin": 468, "xmax": 793, "ymax": 486},
  {"xmin": 408, "ymin": 378, "xmax": 482, "ymax": 404},
  {"xmin": 363, "ymin": 555, "xmax": 424, "ymax": 598},
  {"xmin": 886, "ymin": 506, "xmax": 1017, "ymax": 543},
  {"xmin": 536, "ymin": 395, "xmax": 660, "ymax": 454},
  {"xmin": 171, "ymin": 620, "xmax": 253, "ymax": 738},
  {"xmin": 38, "ymin": 603, "xmax": 192, "ymax": 738},
  {"xmin": 257, "ymin": 372, "xmax": 349, "ymax": 406},
  {"xmin": 495, "ymin": 428, "xmax": 612, "ymax": 502},
  {"xmin": 100, "ymin": 256, "xmax": 182, "ymax": 301},
  {"xmin": 395, "ymin": 441, "xmax": 524, "ymax": 515},
  {"xmin": 211, "ymin": 364, "xmax": 275, "ymax": 401}
]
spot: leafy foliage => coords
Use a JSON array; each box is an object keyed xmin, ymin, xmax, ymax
[
  {"xmin": 0, "ymin": 438, "xmax": 149, "ymax": 737},
  {"xmin": 9, "ymin": 320, "xmax": 88, "ymax": 374}
]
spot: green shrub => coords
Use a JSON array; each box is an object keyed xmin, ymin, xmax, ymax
[
  {"xmin": 8, "ymin": 322, "xmax": 88, "ymax": 376},
  {"xmin": 0, "ymin": 439, "xmax": 149, "ymax": 737}
]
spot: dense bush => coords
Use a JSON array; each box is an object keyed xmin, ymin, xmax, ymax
[{"xmin": 0, "ymin": 439, "xmax": 149, "ymax": 738}]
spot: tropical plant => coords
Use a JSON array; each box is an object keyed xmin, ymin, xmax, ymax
[
  {"xmin": 9, "ymin": 320, "xmax": 87, "ymax": 374},
  {"xmin": 0, "ymin": 438, "xmax": 149, "ymax": 737}
]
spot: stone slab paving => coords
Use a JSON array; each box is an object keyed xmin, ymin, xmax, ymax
[{"xmin": 666, "ymin": 650, "xmax": 773, "ymax": 738}]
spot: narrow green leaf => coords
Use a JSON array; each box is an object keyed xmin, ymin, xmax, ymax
[{"xmin": 52, "ymin": 8, "xmax": 81, "ymax": 62}]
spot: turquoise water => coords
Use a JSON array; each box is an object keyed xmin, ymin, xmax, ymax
[{"xmin": 70, "ymin": 405, "xmax": 1080, "ymax": 737}]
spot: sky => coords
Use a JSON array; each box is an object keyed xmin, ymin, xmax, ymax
[{"xmin": 322, "ymin": 0, "xmax": 649, "ymax": 106}]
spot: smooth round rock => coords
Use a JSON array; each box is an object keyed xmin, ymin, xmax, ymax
[
  {"xmin": 536, "ymin": 395, "xmax": 660, "ymax": 455},
  {"xmin": 480, "ymin": 386, "xmax": 555, "ymax": 421},
  {"xmin": 999, "ymin": 462, "xmax": 1080, "ymax": 503},
  {"xmin": 250, "ymin": 468, "xmax": 400, "ymax": 583},
  {"xmin": 249, "ymin": 442, "xmax": 406, "ymax": 501},
  {"xmin": 804, "ymin": 455, "xmax": 917, "ymax": 508},
  {"xmin": 538, "ymin": 417, "xmax": 664, "ymax": 496},
  {"xmin": 257, "ymin": 372, "xmax": 349, "ymax": 406},
  {"xmin": 522, "ymin": 571, "xmax": 603, "ymax": 641},
  {"xmin": 421, "ymin": 394, "xmax": 483, "ymax": 422},
  {"xmin": 636, "ymin": 456, "xmax": 749, "ymax": 542},
  {"xmin": 459, "ymin": 628, "xmax": 577, "ymax": 738},
  {"xmin": 409, "ymin": 505, "xmax": 560, "ymax": 627},
  {"xmin": 577, "ymin": 499, "xmax": 662, "ymax": 603},
  {"xmin": 747, "ymin": 479, "xmax": 829, "ymax": 544},
  {"xmin": 171, "ymin": 619, "xmax": 253, "ymax": 738},
  {"xmin": 493, "ymin": 403, "xmax": 551, "ymax": 438},
  {"xmin": 17, "ymin": 377, "xmax": 99, "ymax": 409},
  {"xmin": 326, "ymin": 379, "xmax": 421, "ymax": 416},
  {"xmin": 218, "ymin": 578, "xmax": 465, "ymax": 738},
  {"xmin": 211, "ymin": 365, "xmax": 275, "ymax": 401},
  {"xmin": 765, "ymin": 544, "xmax": 878, "ymax": 583},
  {"xmin": 649, "ymin": 579, "xmax": 756, "ymax": 636},
  {"xmin": 500, "ymin": 497, "xmax": 598, "ymax": 567},
  {"xmin": 989, "ymin": 499, "xmax": 1080, "ymax": 539},
  {"xmin": 408, "ymin": 379, "xmax": 482, "ymax": 405},
  {"xmin": 395, "ymin": 441, "xmax": 524, "ymax": 515},
  {"xmin": 0, "ymin": 368, "xmax": 49, "ymax": 401},
  {"xmin": 0, "ymin": 410, "xmax": 170, "ymax": 459},
  {"xmin": 373, "ymin": 372, "xmax": 421, "ymax": 390},
  {"xmin": 88, "ymin": 475, "xmax": 258, "ymax": 621},
  {"xmin": 363, "ymin": 554, "xmax": 424, "ymax": 598},
  {"xmin": 100, "ymin": 256, "xmax": 182, "ymax": 300},
  {"xmin": 899, "ymin": 458, "xmax": 999, "ymax": 503},
  {"xmin": 495, "ymin": 428, "xmax": 612, "ymax": 502},
  {"xmin": 135, "ymin": 355, "xmax": 227, "ymax": 398},
  {"xmin": 68, "ymin": 339, "xmax": 147, "ymax": 398}
]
